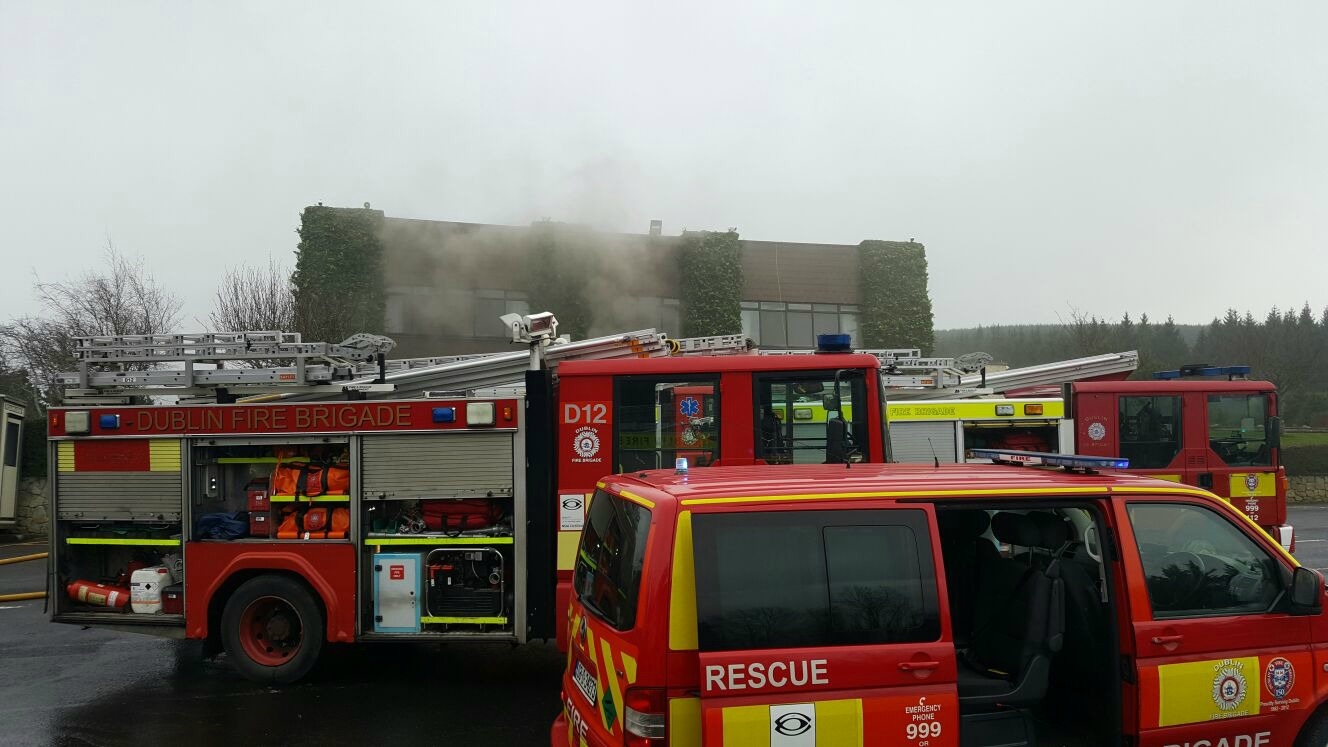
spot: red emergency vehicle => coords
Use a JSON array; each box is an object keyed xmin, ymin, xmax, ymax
[
  {"xmin": 554, "ymin": 453, "xmax": 1326, "ymax": 747},
  {"xmin": 46, "ymin": 326, "xmax": 889, "ymax": 682}
]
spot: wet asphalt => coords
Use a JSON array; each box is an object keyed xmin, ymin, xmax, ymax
[
  {"xmin": 5, "ymin": 506, "xmax": 1328, "ymax": 747},
  {"xmin": 0, "ymin": 539, "xmax": 565, "ymax": 747}
]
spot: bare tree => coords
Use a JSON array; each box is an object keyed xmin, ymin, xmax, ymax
[
  {"xmin": 208, "ymin": 258, "xmax": 296, "ymax": 334},
  {"xmin": 0, "ymin": 245, "xmax": 182, "ymax": 410}
]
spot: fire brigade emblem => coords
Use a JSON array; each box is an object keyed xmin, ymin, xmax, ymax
[
  {"xmin": 1212, "ymin": 661, "xmax": 1248, "ymax": 711},
  {"xmin": 1245, "ymin": 474, "xmax": 1260, "ymax": 493},
  {"xmin": 1087, "ymin": 422, "xmax": 1107, "ymax": 442},
  {"xmin": 1265, "ymin": 657, "xmax": 1295, "ymax": 700},
  {"xmin": 574, "ymin": 427, "xmax": 601, "ymax": 459},
  {"xmin": 681, "ymin": 426, "xmax": 698, "ymax": 446}
]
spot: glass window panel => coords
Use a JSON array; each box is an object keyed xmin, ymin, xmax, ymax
[
  {"xmin": 787, "ymin": 312, "xmax": 814, "ymax": 348},
  {"xmin": 760, "ymin": 311, "xmax": 787, "ymax": 346}
]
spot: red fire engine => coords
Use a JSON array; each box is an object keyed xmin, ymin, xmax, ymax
[{"xmin": 44, "ymin": 315, "xmax": 1146, "ymax": 682}]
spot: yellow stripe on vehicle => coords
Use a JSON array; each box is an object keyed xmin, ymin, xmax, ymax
[
  {"xmin": 669, "ymin": 698, "xmax": 702, "ymax": 747},
  {"xmin": 1229, "ymin": 472, "xmax": 1276, "ymax": 497},
  {"xmin": 721, "ymin": 704, "xmax": 771, "ymax": 746},
  {"xmin": 600, "ymin": 638, "xmax": 626, "ymax": 733},
  {"xmin": 557, "ymin": 531, "xmax": 580, "ymax": 571},
  {"xmin": 815, "ymin": 699, "xmax": 864, "ymax": 747},
  {"xmin": 887, "ymin": 399, "xmax": 1064, "ymax": 421},
  {"xmin": 1149, "ymin": 474, "xmax": 1183, "ymax": 483},
  {"xmin": 618, "ymin": 489, "xmax": 655, "ymax": 509},
  {"xmin": 1157, "ymin": 657, "xmax": 1261, "ymax": 727},
  {"xmin": 149, "ymin": 440, "xmax": 182, "ymax": 472},
  {"xmin": 58, "ymin": 441, "xmax": 75, "ymax": 472},
  {"xmin": 681, "ymin": 486, "xmax": 1106, "ymax": 507},
  {"xmin": 620, "ymin": 652, "xmax": 638, "ymax": 684},
  {"xmin": 670, "ymin": 511, "xmax": 698, "ymax": 651}
]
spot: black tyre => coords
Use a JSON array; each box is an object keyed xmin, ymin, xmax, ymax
[
  {"xmin": 220, "ymin": 575, "xmax": 324, "ymax": 684},
  {"xmin": 1298, "ymin": 710, "xmax": 1328, "ymax": 747}
]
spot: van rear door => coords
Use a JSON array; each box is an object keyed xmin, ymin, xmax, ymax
[{"xmin": 688, "ymin": 506, "xmax": 958, "ymax": 746}]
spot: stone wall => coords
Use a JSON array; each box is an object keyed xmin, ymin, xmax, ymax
[
  {"xmin": 1289, "ymin": 475, "xmax": 1328, "ymax": 503},
  {"xmin": 13, "ymin": 478, "xmax": 49, "ymax": 537}
]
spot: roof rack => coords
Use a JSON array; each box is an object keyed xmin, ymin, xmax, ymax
[{"xmin": 967, "ymin": 448, "xmax": 1130, "ymax": 473}]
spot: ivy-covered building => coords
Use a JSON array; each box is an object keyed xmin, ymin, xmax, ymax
[{"xmin": 296, "ymin": 206, "xmax": 933, "ymax": 358}]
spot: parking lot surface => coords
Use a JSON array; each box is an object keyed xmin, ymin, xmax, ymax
[{"xmin": 4, "ymin": 505, "xmax": 1328, "ymax": 746}]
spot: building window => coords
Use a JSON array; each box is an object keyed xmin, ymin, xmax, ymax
[
  {"xmin": 743, "ymin": 301, "xmax": 859, "ymax": 348},
  {"xmin": 474, "ymin": 289, "xmax": 530, "ymax": 338}
]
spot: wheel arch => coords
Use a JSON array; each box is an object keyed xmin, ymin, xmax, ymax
[{"xmin": 206, "ymin": 569, "xmax": 330, "ymax": 652}]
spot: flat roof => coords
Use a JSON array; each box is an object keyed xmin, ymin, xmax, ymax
[
  {"xmin": 559, "ymin": 353, "xmax": 881, "ymax": 376},
  {"xmin": 600, "ymin": 462, "xmax": 1207, "ymax": 508}
]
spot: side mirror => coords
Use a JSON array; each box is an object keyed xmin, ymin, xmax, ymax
[
  {"xmin": 822, "ymin": 393, "xmax": 841, "ymax": 413},
  {"xmin": 1290, "ymin": 566, "xmax": 1323, "ymax": 615},
  {"xmin": 1269, "ymin": 416, "xmax": 1282, "ymax": 450}
]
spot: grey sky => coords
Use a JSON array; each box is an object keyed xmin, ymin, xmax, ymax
[{"xmin": 2, "ymin": 1, "xmax": 1325, "ymax": 332}]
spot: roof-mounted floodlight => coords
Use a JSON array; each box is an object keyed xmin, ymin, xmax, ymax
[{"xmin": 500, "ymin": 312, "xmax": 559, "ymax": 345}]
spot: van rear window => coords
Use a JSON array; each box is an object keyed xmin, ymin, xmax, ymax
[
  {"xmin": 692, "ymin": 509, "xmax": 940, "ymax": 651},
  {"xmin": 574, "ymin": 490, "xmax": 652, "ymax": 631}
]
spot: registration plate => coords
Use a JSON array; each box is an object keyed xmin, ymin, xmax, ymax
[{"xmin": 573, "ymin": 660, "xmax": 598, "ymax": 706}]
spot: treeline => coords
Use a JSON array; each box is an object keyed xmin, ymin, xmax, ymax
[{"xmin": 936, "ymin": 306, "xmax": 1328, "ymax": 427}]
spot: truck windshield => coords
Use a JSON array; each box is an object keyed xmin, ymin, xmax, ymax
[
  {"xmin": 574, "ymin": 490, "xmax": 651, "ymax": 631},
  {"xmin": 1207, "ymin": 394, "xmax": 1271, "ymax": 467}
]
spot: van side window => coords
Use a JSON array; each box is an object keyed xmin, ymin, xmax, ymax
[
  {"xmin": 574, "ymin": 490, "xmax": 652, "ymax": 631},
  {"xmin": 1127, "ymin": 503, "xmax": 1282, "ymax": 619},
  {"xmin": 692, "ymin": 509, "xmax": 940, "ymax": 650},
  {"xmin": 1119, "ymin": 396, "xmax": 1182, "ymax": 469}
]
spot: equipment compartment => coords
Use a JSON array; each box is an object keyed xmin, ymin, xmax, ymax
[
  {"xmin": 190, "ymin": 441, "xmax": 351, "ymax": 541},
  {"xmin": 426, "ymin": 548, "xmax": 506, "ymax": 619},
  {"xmin": 54, "ymin": 520, "xmax": 184, "ymax": 621}
]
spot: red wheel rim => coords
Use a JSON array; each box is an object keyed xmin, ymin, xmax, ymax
[{"xmin": 237, "ymin": 595, "xmax": 304, "ymax": 668}]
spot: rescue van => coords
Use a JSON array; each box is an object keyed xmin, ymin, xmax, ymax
[{"xmin": 552, "ymin": 452, "xmax": 1327, "ymax": 747}]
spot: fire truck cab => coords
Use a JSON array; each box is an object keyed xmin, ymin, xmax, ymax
[{"xmin": 554, "ymin": 454, "xmax": 1328, "ymax": 747}]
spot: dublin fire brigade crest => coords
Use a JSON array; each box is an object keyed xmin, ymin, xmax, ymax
[
  {"xmin": 1212, "ymin": 661, "xmax": 1248, "ymax": 711},
  {"xmin": 1265, "ymin": 657, "xmax": 1295, "ymax": 700},
  {"xmin": 1245, "ymin": 474, "xmax": 1260, "ymax": 493},
  {"xmin": 1087, "ymin": 422, "xmax": 1107, "ymax": 441},
  {"xmin": 574, "ymin": 427, "xmax": 601, "ymax": 459}
]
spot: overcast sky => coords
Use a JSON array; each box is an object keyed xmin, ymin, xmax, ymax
[{"xmin": 2, "ymin": 1, "xmax": 1325, "ymax": 332}]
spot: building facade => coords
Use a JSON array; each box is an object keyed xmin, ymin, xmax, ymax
[{"xmin": 366, "ymin": 212, "xmax": 923, "ymax": 358}]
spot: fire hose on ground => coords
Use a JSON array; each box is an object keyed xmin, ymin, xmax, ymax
[{"xmin": 0, "ymin": 551, "xmax": 48, "ymax": 602}]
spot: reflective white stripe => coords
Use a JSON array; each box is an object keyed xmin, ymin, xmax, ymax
[{"xmin": 1278, "ymin": 525, "xmax": 1294, "ymax": 551}]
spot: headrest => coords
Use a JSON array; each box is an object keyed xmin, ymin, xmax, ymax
[
  {"xmin": 990, "ymin": 512, "xmax": 1040, "ymax": 548},
  {"xmin": 1027, "ymin": 512, "xmax": 1072, "ymax": 550},
  {"xmin": 937, "ymin": 509, "xmax": 990, "ymax": 540}
]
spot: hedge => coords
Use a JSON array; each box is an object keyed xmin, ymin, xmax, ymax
[
  {"xmin": 291, "ymin": 205, "xmax": 387, "ymax": 342},
  {"xmin": 1282, "ymin": 445, "xmax": 1328, "ymax": 476},
  {"xmin": 858, "ymin": 240, "xmax": 935, "ymax": 353},
  {"xmin": 679, "ymin": 230, "xmax": 743, "ymax": 337}
]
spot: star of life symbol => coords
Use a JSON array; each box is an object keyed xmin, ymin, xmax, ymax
[
  {"xmin": 574, "ymin": 427, "xmax": 601, "ymax": 459},
  {"xmin": 1212, "ymin": 661, "xmax": 1247, "ymax": 711},
  {"xmin": 680, "ymin": 396, "xmax": 701, "ymax": 418},
  {"xmin": 1087, "ymin": 422, "xmax": 1107, "ymax": 441}
]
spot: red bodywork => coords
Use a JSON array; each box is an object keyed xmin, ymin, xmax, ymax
[
  {"xmin": 1072, "ymin": 380, "xmax": 1287, "ymax": 534},
  {"xmin": 555, "ymin": 463, "xmax": 1328, "ymax": 747},
  {"xmin": 551, "ymin": 354, "xmax": 886, "ymax": 651}
]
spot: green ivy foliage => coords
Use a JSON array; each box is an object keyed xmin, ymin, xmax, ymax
[
  {"xmin": 291, "ymin": 205, "xmax": 386, "ymax": 342},
  {"xmin": 859, "ymin": 240, "xmax": 935, "ymax": 353},
  {"xmin": 523, "ymin": 222, "xmax": 595, "ymax": 340},
  {"xmin": 679, "ymin": 230, "xmax": 743, "ymax": 337}
]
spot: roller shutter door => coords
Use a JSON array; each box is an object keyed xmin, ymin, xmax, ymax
[
  {"xmin": 890, "ymin": 422, "xmax": 958, "ymax": 464},
  {"xmin": 361, "ymin": 432, "xmax": 514, "ymax": 500}
]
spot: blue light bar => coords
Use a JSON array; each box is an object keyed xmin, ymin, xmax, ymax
[
  {"xmin": 431, "ymin": 407, "xmax": 456, "ymax": 423},
  {"xmin": 98, "ymin": 414, "xmax": 121, "ymax": 430},
  {"xmin": 816, "ymin": 333, "xmax": 852, "ymax": 353},
  {"xmin": 968, "ymin": 448, "xmax": 1130, "ymax": 471},
  {"xmin": 1153, "ymin": 365, "xmax": 1251, "ymax": 380}
]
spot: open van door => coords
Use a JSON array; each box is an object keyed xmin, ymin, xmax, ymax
[{"xmin": 685, "ymin": 506, "xmax": 959, "ymax": 746}]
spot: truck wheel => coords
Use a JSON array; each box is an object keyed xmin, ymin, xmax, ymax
[
  {"xmin": 1297, "ymin": 710, "xmax": 1328, "ymax": 747},
  {"xmin": 220, "ymin": 576, "xmax": 323, "ymax": 684}
]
